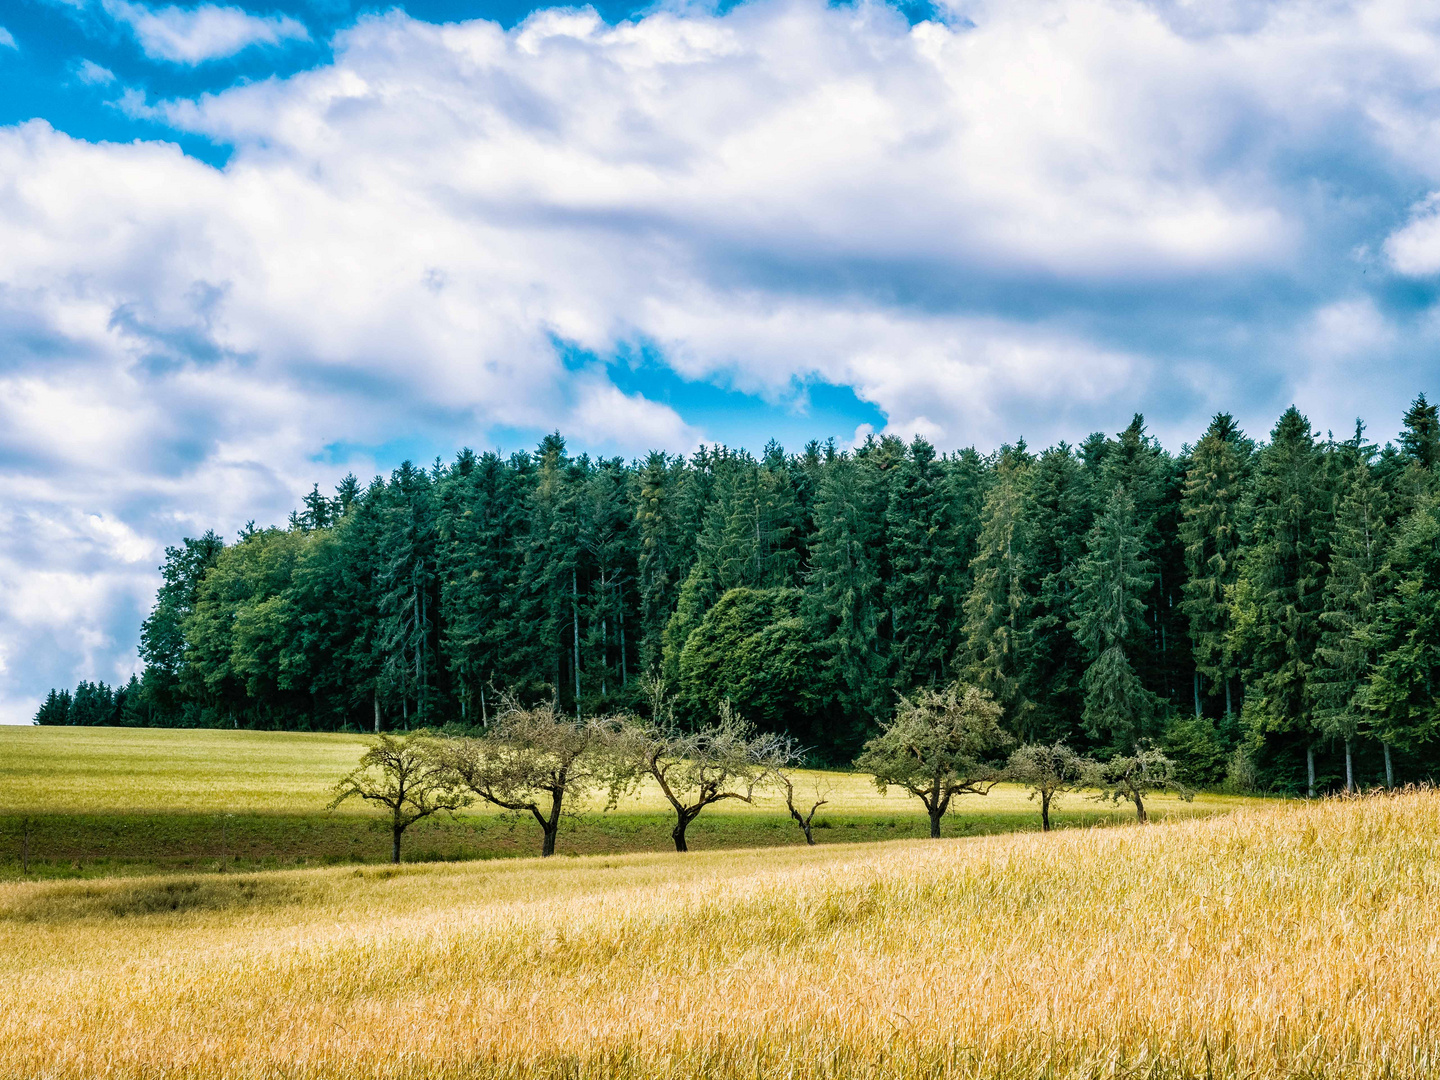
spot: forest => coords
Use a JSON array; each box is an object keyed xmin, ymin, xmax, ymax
[{"xmin": 34, "ymin": 397, "xmax": 1440, "ymax": 795}]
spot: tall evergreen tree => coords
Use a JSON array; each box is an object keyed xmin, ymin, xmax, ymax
[
  {"xmin": 1069, "ymin": 488, "xmax": 1156, "ymax": 750},
  {"xmin": 1361, "ymin": 497, "xmax": 1440, "ymax": 761},
  {"xmin": 1233, "ymin": 407, "xmax": 1332, "ymax": 795},
  {"xmin": 884, "ymin": 437, "xmax": 962, "ymax": 691},
  {"xmin": 1180, "ymin": 413, "xmax": 1252, "ymax": 717},
  {"xmin": 635, "ymin": 451, "xmax": 689, "ymax": 674},
  {"xmin": 1313, "ymin": 427, "xmax": 1390, "ymax": 790},
  {"xmin": 1020, "ymin": 444, "xmax": 1090, "ymax": 741},
  {"xmin": 959, "ymin": 447, "xmax": 1038, "ymax": 735},
  {"xmin": 138, "ymin": 531, "xmax": 225, "ymax": 720},
  {"xmin": 804, "ymin": 452, "xmax": 888, "ymax": 734}
]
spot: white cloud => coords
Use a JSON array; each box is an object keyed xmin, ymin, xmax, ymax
[
  {"xmin": 102, "ymin": 0, "xmax": 309, "ymax": 64},
  {"xmin": 76, "ymin": 59, "xmax": 117, "ymax": 84},
  {"xmin": 1384, "ymin": 194, "xmax": 1440, "ymax": 276},
  {"xmin": 5, "ymin": 0, "xmax": 1440, "ymax": 718},
  {"xmin": 0, "ymin": 27, "xmax": 16, "ymax": 49}
]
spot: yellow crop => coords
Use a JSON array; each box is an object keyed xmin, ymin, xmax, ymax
[{"xmin": 3, "ymin": 789, "xmax": 1435, "ymax": 1078}]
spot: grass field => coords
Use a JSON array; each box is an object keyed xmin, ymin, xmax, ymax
[
  {"xmin": 1, "ymin": 790, "xmax": 1433, "ymax": 1078},
  {"xmin": 0, "ymin": 727, "xmax": 1254, "ymax": 878}
]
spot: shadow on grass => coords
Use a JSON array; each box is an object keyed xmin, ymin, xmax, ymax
[{"xmin": 0, "ymin": 804, "xmax": 1197, "ymax": 882}]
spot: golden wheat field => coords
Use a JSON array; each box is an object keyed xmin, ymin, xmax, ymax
[{"xmin": 3, "ymin": 790, "xmax": 1436, "ymax": 1079}]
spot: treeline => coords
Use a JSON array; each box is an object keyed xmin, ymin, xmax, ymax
[{"xmin": 37, "ymin": 398, "xmax": 1440, "ymax": 794}]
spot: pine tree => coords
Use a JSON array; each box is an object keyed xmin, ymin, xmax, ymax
[
  {"xmin": 1233, "ymin": 407, "xmax": 1331, "ymax": 795},
  {"xmin": 376, "ymin": 461, "xmax": 440, "ymax": 727},
  {"xmin": 635, "ymin": 451, "xmax": 688, "ymax": 674},
  {"xmin": 884, "ymin": 437, "xmax": 962, "ymax": 691},
  {"xmin": 1020, "ymin": 444, "xmax": 1090, "ymax": 741},
  {"xmin": 804, "ymin": 452, "xmax": 887, "ymax": 731},
  {"xmin": 138, "ymin": 531, "xmax": 225, "ymax": 720},
  {"xmin": 959, "ymin": 447, "xmax": 1038, "ymax": 735},
  {"xmin": 1400, "ymin": 393, "xmax": 1439, "ymax": 471},
  {"xmin": 32, "ymin": 688, "xmax": 70, "ymax": 725},
  {"xmin": 1069, "ymin": 488, "xmax": 1156, "ymax": 750},
  {"xmin": 1392, "ymin": 393, "xmax": 1440, "ymax": 513},
  {"xmin": 1362, "ymin": 498, "xmax": 1440, "ymax": 759},
  {"xmin": 1180, "ymin": 413, "xmax": 1252, "ymax": 717},
  {"xmin": 1313, "ymin": 428, "xmax": 1390, "ymax": 790}
]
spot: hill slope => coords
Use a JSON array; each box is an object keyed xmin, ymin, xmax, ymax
[{"xmin": 2, "ymin": 791, "xmax": 1435, "ymax": 1078}]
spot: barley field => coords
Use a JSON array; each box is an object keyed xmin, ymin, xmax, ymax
[
  {"xmin": 2, "ymin": 789, "xmax": 1435, "ymax": 1079},
  {"xmin": 0, "ymin": 727, "xmax": 1249, "ymax": 876}
]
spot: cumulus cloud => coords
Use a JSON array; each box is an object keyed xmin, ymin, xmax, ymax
[
  {"xmin": 1384, "ymin": 195, "xmax": 1440, "ymax": 277},
  {"xmin": 4, "ymin": 0, "xmax": 1440, "ymax": 718},
  {"xmin": 102, "ymin": 0, "xmax": 309, "ymax": 64}
]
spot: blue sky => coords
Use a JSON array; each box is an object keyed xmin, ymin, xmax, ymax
[{"xmin": 1, "ymin": 0, "xmax": 1438, "ymax": 721}]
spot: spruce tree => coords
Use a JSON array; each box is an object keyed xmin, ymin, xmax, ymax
[
  {"xmin": 1069, "ymin": 488, "xmax": 1156, "ymax": 750},
  {"xmin": 1233, "ymin": 407, "xmax": 1331, "ymax": 794},
  {"xmin": 635, "ymin": 451, "xmax": 688, "ymax": 674},
  {"xmin": 1362, "ymin": 498, "xmax": 1440, "ymax": 759},
  {"xmin": 1020, "ymin": 444, "xmax": 1090, "ymax": 741},
  {"xmin": 1400, "ymin": 393, "xmax": 1439, "ymax": 471},
  {"xmin": 804, "ymin": 452, "xmax": 887, "ymax": 731},
  {"xmin": 1312, "ymin": 427, "xmax": 1390, "ymax": 790},
  {"xmin": 885, "ymin": 437, "xmax": 962, "ymax": 691},
  {"xmin": 959, "ymin": 447, "xmax": 1038, "ymax": 735},
  {"xmin": 1180, "ymin": 413, "xmax": 1252, "ymax": 717}
]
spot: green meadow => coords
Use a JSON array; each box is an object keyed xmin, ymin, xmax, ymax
[{"xmin": 0, "ymin": 725, "xmax": 1260, "ymax": 879}]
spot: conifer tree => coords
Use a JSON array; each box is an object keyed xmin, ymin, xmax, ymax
[
  {"xmin": 635, "ymin": 451, "xmax": 688, "ymax": 674},
  {"xmin": 1069, "ymin": 488, "xmax": 1156, "ymax": 750},
  {"xmin": 1392, "ymin": 393, "xmax": 1439, "ymax": 513},
  {"xmin": 1233, "ymin": 407, "xmax": 1331, "ymax": 795},
  {"xmin": 885, "ymin": 437, "xmax": 961, "ymax": 690},
  {"xmin": 1020, "ymin": 444, "xmax": 1090, "ymax": 740},
  {"xmin": 960, "ymin": 447, "xmax": 1038, "ymax": 734},
  {"xmin": 1362, "ymin": 498, "xmax": 1440, "ymax": 760},
  {"xmin": 804, "ymin": 452, "xmax": 887, "ymax": 730},
  {"xmin": 1180, "ymin": 413, "xmax": 1252, "ymax": 717},
  {"xmin": 1400, "ymin": 393, "xmax": 1439, "ymax": 471},
  {"xmin": 1313, "ymin": 428, "xmax": 1390, "ymax": 790}
]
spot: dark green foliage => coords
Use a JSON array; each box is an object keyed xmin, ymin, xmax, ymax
[
  {"xmin": 1232, "ymin": 407, "xmax": 1331, "ymax": 786},
  {"xmin": 959, "ymin": 448, "xmax": 1038, "ymax": 732},
  {"xmin": 1313, "ymin": 428, "xmax": 1390, "ymax": 789},
  {"xmin": 40, "ymin": 394, "xmax": 1440, "ymax": 790},
  {"xmin": 1070, "ymin": 488, "xmax": 1156, "ymax": 750},
  {"xmin": 677, "ymin": 587, "xmax": 830, "ymax": 747},
  {"xmin": 1362, "ymin": 499, "xmax": 1440, "ymax": 754},
  {"xmin": 1180, "ymin": 413, "xmax": 1252, "ymax": 713}
]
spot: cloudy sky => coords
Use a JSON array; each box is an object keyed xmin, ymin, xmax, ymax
[{"xmin": 1, "ymin": 0, "xmax": 1438, "ymax": 722}]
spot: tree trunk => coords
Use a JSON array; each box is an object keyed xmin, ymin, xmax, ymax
[
  {"xmin": 572, "ymin": 566, "xmax": 581, "ymax": 719},
  {"xmin": 802, "ymin": 822, "xmax": 815, "ymax": 845},
  {"xmin": 672, "ymin": 815, "xmax": 691, "ymax": 852},
  {"xmin": 391, "ymin": 824, "xmax": 403, "ymax": 865},
  {"xmin": 1133, "ymin": 792, "xmax": 1147, "ymax": 824},
  {"xmin": 542, "ymin": 790, "xmax": 564, "ymax": 858},
  {"xmin": 1225, "ymin": 677, "xmax": 1233, "ymax": 717},
  {"xmin": 414, "ymin": 587, "xmax": 422, "ymax": 722},
  {"xmin": 618, "ymin": 583, "xmax": 627, "ymax": 686},
  {"xmin": 1345, "ymin": 737, "xmax": 1354, "ymax": 794},
  {"xmin": 928, "ymin": 805, "xmax": 943, "ymax": 839},
  {"xmin": 373, "ymin": 689, "xmax": 381, "ymax": 734},
  {"xmin": 1041, "ymin": 792, "xmax": 1052, "ymax": 832},
  {"xmin": 1193, "ymin": 670, "xmax": 1202, "ymax": 718},
  {"xmin": 1384, "ymin": 742, "xmax": 1394, "ymax": 789},
  {"xmin": 1307, "ymin": 746, "xmax": 1316, "ymax": 798}
]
